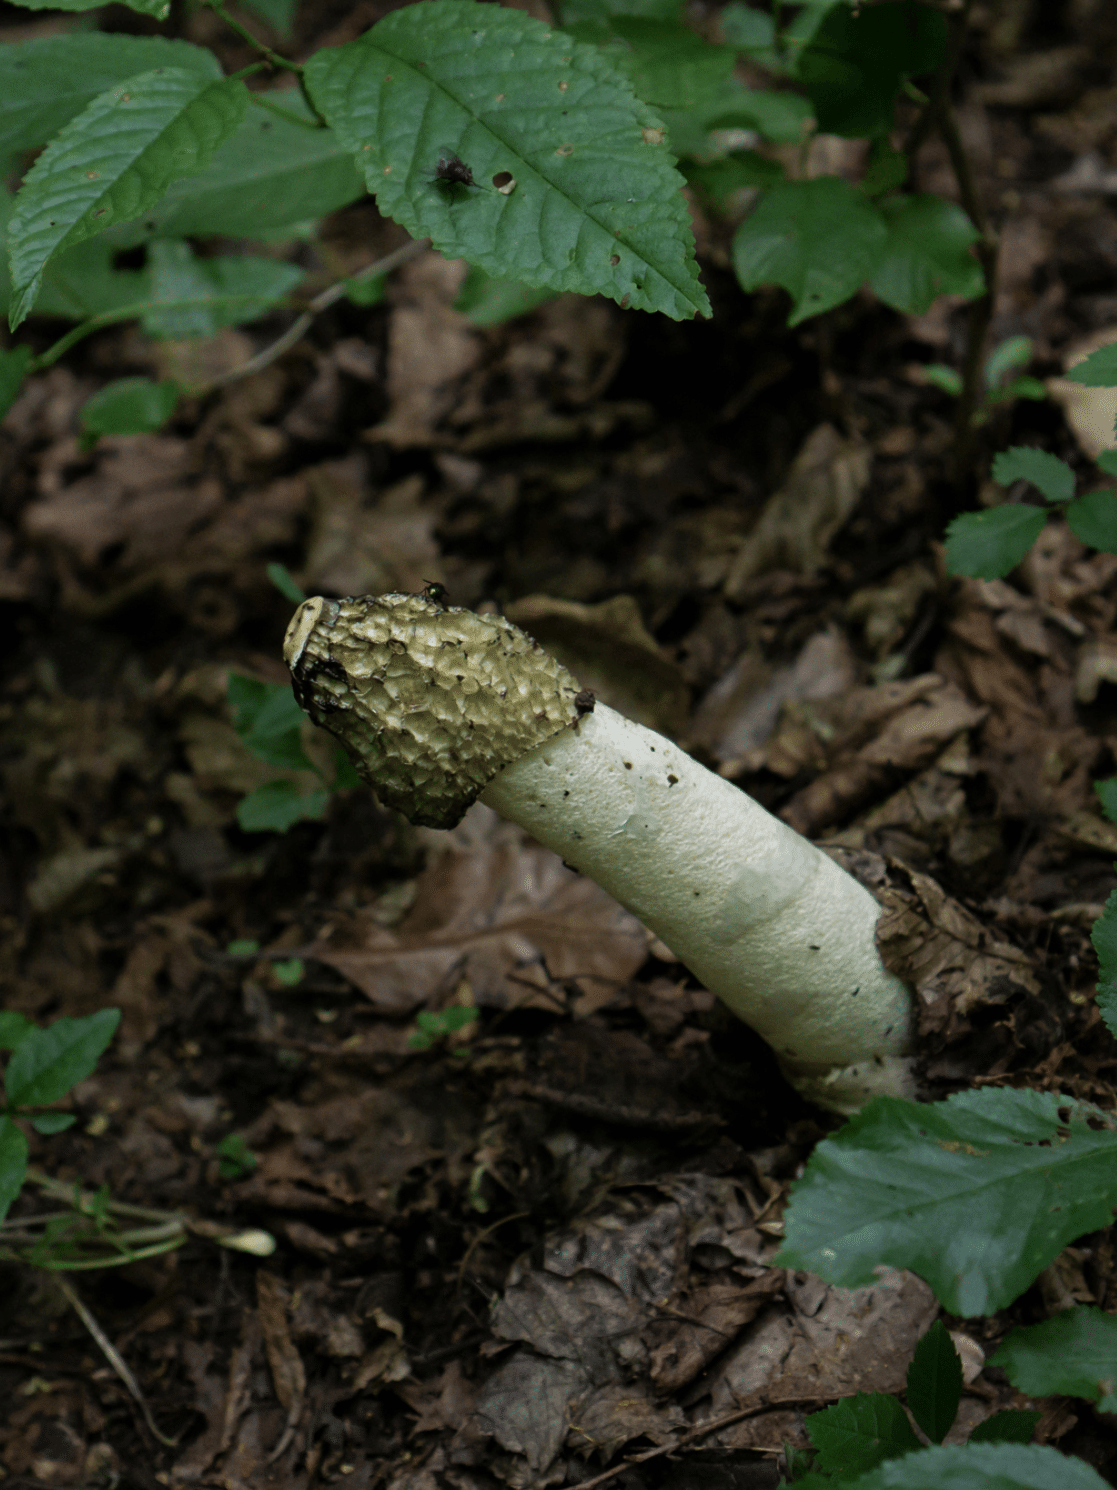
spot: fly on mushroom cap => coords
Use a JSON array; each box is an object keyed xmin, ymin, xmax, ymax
[{"xmin": 283, "ymin": 593, "xmax": 583, "ymax": 829}]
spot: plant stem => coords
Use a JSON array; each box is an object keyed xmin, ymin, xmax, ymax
[
  {"xmin": 204, "ymin": 0, "xmax": 303, "ymax": 73},
  {"xmin": 248, "ymin": 90, "xmax": 324, "ymax": 129}
]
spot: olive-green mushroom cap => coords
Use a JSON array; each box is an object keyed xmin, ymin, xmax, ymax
[{"xmin": 284, "ymin": 593, "xmax": 582, "ymax": 829}]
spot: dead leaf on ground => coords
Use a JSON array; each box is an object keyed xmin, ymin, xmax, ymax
[{"xmin": 302, "ymin": 458, "xmax": 443, "ymax": 598}]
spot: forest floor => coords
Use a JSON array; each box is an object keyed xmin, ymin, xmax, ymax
[{"xmin": 3, "ymin": 0, "xmax": 1117, "ymax": 1485}]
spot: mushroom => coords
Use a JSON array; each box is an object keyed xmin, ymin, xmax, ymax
[{"xmin": 284, "ymin": 592, "xmax": 915, "ymax": 1114}]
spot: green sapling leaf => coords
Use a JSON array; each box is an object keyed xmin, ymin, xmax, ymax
[
  {"xmin": 732, "ymin": 176, "xmax": 887, "ymax": 325},
  {"xmin": 985, "ymin": 335, "xmax": 1033, "ymax": 390},
  {"xmin": 304, "ymin": 0, "xmax": 709, "ymax": 320},
  {"xmin": 793, "ymin": 1442, "xmax": 1110, "ymax": 1490},
  {"xmin": 273, "ymin": 959, "xmax": 305, "ymax": 986},
  {"xmin": 685, "ymin": 151, "xmax": 786, "ymax": 205},
  {"xmin": 923, "ymin": 363, "xmax": 963, "ymax": 397},
  {"xmin": 7, "ymin": 0, "xmax": 171, "ymax": 20},
  {"xmin": 231, "ymin": 682, "xmax": 313, "ymax": 771},
  {"xmin": 943, "ymin": 505, "xmax": 1047, "ymax": 580},
  {"xmin": 806, "ymin": 1392, "xmax": 921, "ymax": 1474},
  {"xmin": 905, "ymin": 1320, "xmax": 962, "ymax": 1444},
  {"xmin": 227, "ymin": 938, "xmax": 261, "ymax": 956},
  {"xmin": 777, "ymin": 1087, "xmax": 1117, "ymax": 1316},
  {"xmin": 0, "ymin": 346, "xmax": 31, "ymax": 421},
  {"xmin": 217, "ymin": 1132, "xmax": 257, "ymax": 1180},
  {"xmin": 5, "ymin": 1008, "xmax": 121, "ymax": 1108},
  {"xmin": 1067, "ymin": 490, "xmax": 1117, "ymax": 553},
  {"xmin": 30, "ymin": 1112, "xmax": 77, "ymax": 1134},
  {"xmin": 869, "ymin": 195, "xmax": 983, "ymax": 315},
  {"xmin": 990, "ymin": 1308, "xmax": 1117, "ymax": 1414},
  {"xmin": 454, "ymin": 265, "xmax": 558, "ymax": 324},
  {"xmin": 237, "ymin": 780, "xmax": 329, "ymax": 833},
  {"xmin": 1094, "ymin": 778, "xmax": 1117, "ymax": 824},
  {"xmin": 1096, "ymin": 450, "xmax": 1117, "ymax": 477},
  {"xmin": 718, "ymin": 3, "xmax": 775, "ymax": 56},
  {"xmin": 0, "ymin": 1011, "xmax": 36, "ymax": 1051},
  {"xmin": 8, "ymin": 71, "xmax": 249, "ymax": 329},
  {"xmin": 142, "ymin": 241, "xmax": 304, "ymax": 339},
  {"xmin": 991, "ymin": 447, "xmax": 1075, "ymax": 502},
  {"xmin": 967, "ymin": 1410, "xmax": 1041, "ymax": 1446},
  {"xmin": 267, "ymin": 563, "xmax": 308, "ymax": 605},
  {"xmin": 0, "ymin": 1116, "xmax": 30, "ymax": 1226},
  {"xmin": 1090, "ymin": 889, "xmax": 1117, "ymax": 1040},
  {"xmin": 80, "ymin": 377, "xmax": 178, "ymax": 445},
  {"xmin": 607, "ymin": 17, "xmax": 735, "ymax": 110},
  {"xmin": 997, "ymin": 376, "xmax": 1047, "ymax": 404},
  {"xmin": 1064, "ymin": 344, "xmax": 1117, "ymax": 388},
  {"xmin": 861, "ymin": 139, "xmax": 909, "ymax": 198}
]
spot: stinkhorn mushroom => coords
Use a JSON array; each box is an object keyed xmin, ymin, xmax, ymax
[{"xmin": 284, "ymin": 592, "xmax": 915, "ymax": 1114}]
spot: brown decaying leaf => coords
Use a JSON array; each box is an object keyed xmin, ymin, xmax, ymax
[{"xmin": 256, "ymin": 1271, "xmax": 306, "ymax": 1462}]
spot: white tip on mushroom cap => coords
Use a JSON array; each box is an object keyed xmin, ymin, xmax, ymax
[{"xmin": 286, "ymin": 593, "xmax": 915, "ymax": 1114}]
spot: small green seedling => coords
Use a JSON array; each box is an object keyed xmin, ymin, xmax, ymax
[
  {"xmin": 216, "ymin": 1133, "xmax": 257, "ymax": 1181},
  {"xmin": 408, "ymin": 1006, "xmax": 479, "ymax": 1050},
  {"xmin": 925, "ymin": 335, "xmax": 1046, "ymax": 425},
  {"xmin": 79, "ymin": 376, "xmax": 178, "ymax": 449}
]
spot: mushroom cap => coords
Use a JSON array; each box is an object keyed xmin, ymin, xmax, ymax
[{"xmin": 284, "ymin": 593, "xmax": 582, "ymax": 828}]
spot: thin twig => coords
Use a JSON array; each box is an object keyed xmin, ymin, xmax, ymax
[
  {"xmin": 54, "ymin": 1275, "xmax": 180, "ymax": 1448},
  {"xmin": 208, "ymin": 237, "xmax": 431, "ymax": 390},
  {"xmin": 204, "ymin": 0, "xmax": 302, "ymax": 73}
]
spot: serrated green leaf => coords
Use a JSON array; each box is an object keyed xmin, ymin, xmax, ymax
[
  {"xmin": 608, "ymin": 17, "xmax": 736, "ymax": 110},
  {"xmin": 0, "ymin": 344, "xmax": 31, "ymax": 420},
  {"xmin": 796, "ymin": 1442, "xmax": 1110, "ymax": 1490},
  {"xmin": 141, "ymin": 240, "xmax": 304, "ymax": 339},
  {"xmin": 304, "ymin": 0, "xmax": 708, "ymax": 321},
  {"xmin": 944, "ymin": 506, "xmax": 1048, "ymax": 579},
  {"xmin": 777, "ymin": 1088, "xmax": 1117, "ymax": 1317},
  {"xmin": 80, "ymin": 377, "xmax": 178, "ymax": 442},
  {"xmin": 985, "ymin": 335, "xmax": 1033, "ymax": 389},
  {"xmin": 807, "ymin": 1393, "xmax": 921, "ymax": 1474},
  {"xmin": 1065, "ymin": 344, "xmax": 1117, "ymax": 388},
  {"xmin": 1067, "ymin": 490, "xmax": 1117, "ymax": 552},
  {"xmin": 906, "ymin": 1321, "xmax": 963, "ymax": 1444},
  {"xmin": 454, "ymin": 264, "xmax": 558, "ymax": 324},
  {"xmin": 0, "ymin": 35, "xmax": 219, "ymax": 155},
  {"xmin": 236, "ymin": 779, "xmax": 329, "ymax": 833},
  {"xmin": 991, "ymin": 446, "xmax": 1075, "ymax": 502},
  {"xmin": 30, "ymin": 1112, "xmax": 77, "ymax": 1134},
  {"xmin": 870, "ymin": 195, "xmax": 983, "ymax": 315},
  {"xmin": 991, "ymin": 1309, "xmax": 1117, "ymax": 1414},
  {"xmin": 8, "ymin": 70, "xmax": 248, "ymax": 328},
  {"xmin": 797, "ymin": 1, "xmax": 947, "ymax": 139},
  {"xmin": 102, "ymin": 89, "xmax": 364, "ymax": 246},
  {"xmin": 967, "ymin": 1411, "xmax": 1041, "ymax": 1446},
  {"xmin": 0, "ymin": 1011, "xmax": 36, "ymax": 1050},
  {"xmin": 733, "ymin": 176, "xmax": 887, "ymax": 324},
  {"xmin": 0, "ymin": 1116, "xmax": 29, "ymax": 1226},
  {"xmin": 5, "ymin": 1008, "xmax": 121, "ymax": 1108},
  {"xmin": 7, "ymin": 0, "xmax": 170, "ymax": 19},
  {"xmin": 1090, "ymin": 888, "xmax": 1117, "ymax": 1040}
]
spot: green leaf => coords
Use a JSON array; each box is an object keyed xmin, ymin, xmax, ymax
[
  {"xmin": 0, "ymin": 1116, "xmax": 29, "ymax": 1226},
  {"xmin": 861, "ymin": 138, "xmax": 909, "ymax": 198},
  {"xmin": 733, "ymin": 176, "xmax": 887, "ymax": 325},
  {"xmin": 794, "ymin": 1442, "xmax": 1111, "ymax": 1490},
  {"xmin": 273, "ymin": 958, "xmax": 305, "ymax": 986},
  {"xmin": 454, "ymin": 264, "xmax": 559, "ymax": 324},
  {"xmin": 30, "ymin": 1112, "xmax": 77, "ymax": 1135},
  {"xmin": 991, "ymin": 1308, "xmax": 1117, "ymax": 1414},
  {"xmin": 0, "ymin": 35, "xmax": 219, "ymax": 155},
  {"xmin": 141, "ymin": 240, "xmax": 304, "ymax": 339},
  {"xmin": 558, "ymin": 0, "xmax": 682, "ymax": 26},
  {"xmin": 216, "ymin": 1131, "xmax": 257, "ymax": 1179},
  {"xmin": 700, "ymin": 81, "xmax": 813, "ymax": 144},
  {"xmin": 924, "ymin": 363, "xmax": 962, "ymax": 397},
  {"xmin": 80, "ymin": 377, "xmax": 178, "ymax": 444},
  {"xmin": 1090, "ymin": 888, "xmax": 1117, "ymax": 1040},
  {"xmin": 266, "ymin": 562, "xmax": 308, "ymax": 604},
  {"xmin": 967, "ymin": 1412, "xmax": 1041, "ymax": 1446},
  {"xmin": 797, "ymin": 1, "xmax": 947, "ymax": 139},
  {"xmin": 806, "ymin": 1392, "xmax": 922, "ymax": 1474},
  {"xmin": 944, "ymin": 505, "xmax": 1048, "ymax": 579},
  {"xmin": 1096, "ymin": 778, "xmax": 1117, "ymax": 824},
  {"xmin": 230, "ymin": 678, "xmax": 313, "ymax": 770},
  {"xmin": 991, "ymin": 446, "xmax": 1075, "ymax": 503},
  {"xmin": 985, "ymin": 335, "xmax": 1033, "ymax": 390},
  {"xmin": 102, "ymin": 89, "xmax": 364, "ymax": 246},
  {"xmin": 6, "ymin": 0, "xmax": 171, "ymax": 20},
  {"xmin": 686, "ymin": 150, "xmax": 786, "ymax": 204},
  {"xmin": 304, "ymin": 0, "xmax": 709, "ymax": 321},
  {"xmin": 0, "ymin": 344, "xmax": 31, "ymax": 420},
  {"xmin": 7, "ymin": 70, "xmax": 248, "ymax": 329},
  {"xmin": 240, "ymin": 0, "xmax": 298, "ymax": 36},
  {"xmin": 869, "ymin": 195, "xmax": 983, "ymax": 315},
  {"xmin": 719, "ymin": 3, "xmax": 775, "ymax": 55},
  {"xmin": 345, "ymin": 273, "xmax": 387, "ymax": 306},
  {"xmin": 1067, "ymin": 490, "xmax": 1117, "ymax": 552},
  {"xmin": 0, "ymin": 1011, "xmax": 36, "ymax": 1051},
  {"xmin": 998, "ymin": 376, "xmax": 1047, "ymax": 403},
  {"xmin": 777, "ymin": 1087, "xmax": 1117, "ymax": 1317},
  {"xmin": 906, "ymin": 1321, "xmax": 963, "ymax": 1444},
  {"xmin": 608, "ymin": 17, "xmax": 736, "ymax": 110},
  {"xmin": 237, "ymin": 780, "xmax": 329, "ymax": 833},
  {"xmin": 227, "ymin": 938, "xmax": 261, "ymax": 956},
  {"xmin": 1096, "ymin": 450, "xmax": 1117, "ymax": 478},
  {"xmin": 1064, "ymin": 344, "xmax": 1117, "ymax": 388},
  {"xmin": 22, "ymin": 237, "xmax": 148, "ymax": 323},
  {"xmin": 5, "ymin": 1008, "xmax": 121, "ymax": 1108}
]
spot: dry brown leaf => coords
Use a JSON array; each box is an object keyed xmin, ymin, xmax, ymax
[
  {"xmin": 255, "ymin": 1271, "xmax": 305, "ymax": 1462},
  {"xmin": 303, "ymin": 459, "xmax": 442, "ymax": 598},
  {"xmin": 1047, "ymin": 327, "xmax": 1117, "ymax": 461},
  {"xmin": 647, "ymin": 1273, "xmax": 785, "ymax": 1395}
]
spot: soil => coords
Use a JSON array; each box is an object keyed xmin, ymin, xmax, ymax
[{"xmin": 2, "ymin": 0, "xmax": 1117, "ymax": 1486}]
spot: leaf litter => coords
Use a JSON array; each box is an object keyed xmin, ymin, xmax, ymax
[{"xmin": 2, "ymin": 3, "xmax": 1117, "ymax": 1486}]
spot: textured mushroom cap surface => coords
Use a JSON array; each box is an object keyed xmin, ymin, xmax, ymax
[{"xmin": 284, "ymin": 593, "xmax": 582, "ymax": 828}]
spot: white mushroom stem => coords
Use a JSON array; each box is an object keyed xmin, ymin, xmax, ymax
[
  {"xmin": 284, "ymin": 592, "xmax": 915, "ymax": 1114},
  {"xmin": 480, "ymin": 702, "xmax": 914, "ymax": 1114}
]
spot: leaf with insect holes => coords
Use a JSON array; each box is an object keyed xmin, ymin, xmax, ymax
[
  {"xmin": 7, "ymin": 69, "xmax": 248, "ymax": 329},
  {"xmin": 806, "ymin": 1392, "xmax": 921, "ymax": 1474},
  {"xmin": 5, "ymin": 1009, "xmax": 121, "ymax": 1108},
  {"xmin": 732, "ymin": 175, "xmax": 887, "ymax": 325},
  {"xmin": 1067, "ymin": 490, "xmax": 1117, "ymax": 553},
  {"xmin": 991, "ymin": 446, "xmax": 1075, "ymax": 502},
  {"xmin": 794, "ymin": 1443, "xmax": 1110, "ymax": 1490},
  {"xmin": 6, "ymin": 0, "xmax": 171, "ymax": 19},
  {"xmin": 1065, "ymin": 344, "xmax": 1117, "ymax": 387},
  {"xmin": 991, "ymin": 1308, "xmax": 1117, "ymax": 1414},
  {"xmin": 303, "ymin": 0, "xmax": 708, "ymax": 320},
  {"xmin": 869, "ymin": 195, "xmax": 983, "ymax": 315},
  {"xmin": 1091, "ymin": 890, "xmax": 1117, "ymax": 1040},
  {"xmin": 906, "ymin": 1321, "xmax": 962, "ymax": 1444},
  {"xmin": 968, "ymin": 1410, "xmax": 1041, "ymax": 1445},
  {"xmin": 0, "ymin": 1117, "xmax": 29, "ymax": 1227},
  {"xmin": 943, "ymin": 504, "xmax": 1047, "ymax": 580},
  {"xmin": 777, "ymin": 1088, "xmax": 1117, "ymax": 1317}
]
